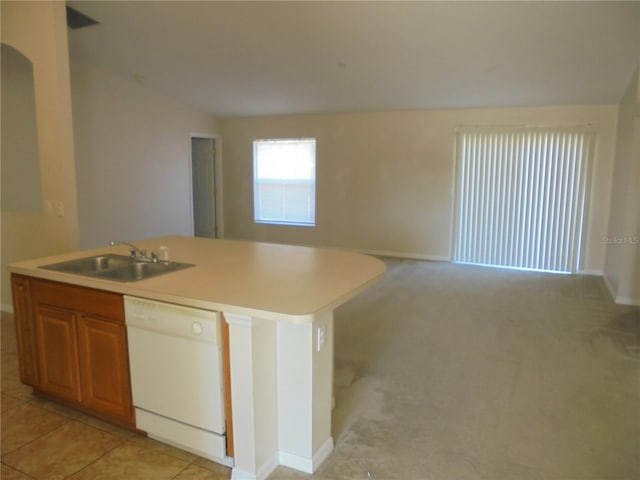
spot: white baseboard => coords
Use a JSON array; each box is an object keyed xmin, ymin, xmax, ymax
[
  {"xmin": 602, "ymin": 274, "xmax": 640, "ymax": 305},
  {"xmin": 278, "ymin": 451, "xmax": 313, "ymax": 474},
  {"xmin": 615, "ymin": 296, "xmax": 640, "ymax": 306},
  {"xmin": 578, "ymin": 269, "xmax": 603, "ymax": 276},
  {"xmin": 231, "ymin": 453, "xmax": 278, "ymax": 480},
  {"xmin": 312, "ymin": 437, "xmax": 334, "ymax": 471},
  {"xmin": 278, "ymin": 437, "xmax": 334, "ymax": 474},
  {"xmin": 603, "ymin": 275, "xmax": 616, "ymax": 302}
]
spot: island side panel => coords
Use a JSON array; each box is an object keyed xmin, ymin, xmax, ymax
[
  {"xmin": 276, "ymin": 311, "xmax": 334, "ymax": 472},
  {"xmin": 225, "ymin": 313, "xmax": 279, "ymax": 480}
]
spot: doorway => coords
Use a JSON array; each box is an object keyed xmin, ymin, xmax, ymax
[{"xmin": 191, "ymin": 136, "xmax": 218, "ymax": 238}]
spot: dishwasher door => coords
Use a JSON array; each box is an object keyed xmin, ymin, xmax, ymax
[{"xmin": 125, "ymin": 296, "xmax": 225, "ymax": 437}]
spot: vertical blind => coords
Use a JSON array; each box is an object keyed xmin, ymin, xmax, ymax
[
  {"xmin": 453, "ymin": 126, "xmax": 594, "ymax": 273},
  {"xmin": 253, "ymin": 138, "xmax": 316, "ymax": 226}
]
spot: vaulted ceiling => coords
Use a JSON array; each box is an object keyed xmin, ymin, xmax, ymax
[{"xmin": 67, "ymin": 1, "xmax": 640, "ymax": 117}]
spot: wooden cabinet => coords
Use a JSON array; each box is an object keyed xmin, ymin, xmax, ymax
[
  {"xmin": 11, "ymin": 274, "xmax": 134, "ymax": 427},
  {"xmin": 77, "ymin": 314, "xmax": 132, "ymax": 421},
  {"xmin": 35, "ymin": 305, "xmax": 81, "ymax": 402},
  {"xmin": 11, "ymin": 275, "xmax": 38, "ymax": 386}
]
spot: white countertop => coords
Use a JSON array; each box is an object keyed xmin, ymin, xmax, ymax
[{"xmin": 8, "ymin": 236, "xmax": 386, "ymax": 323}]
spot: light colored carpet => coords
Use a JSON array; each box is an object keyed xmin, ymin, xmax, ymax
[{"xmin": 271, "ymin": 258, "xmax": 640, "ymax": 480}]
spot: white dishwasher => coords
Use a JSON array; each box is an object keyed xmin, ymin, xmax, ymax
[{"xmin": 124, "ymin": 296, "xmax": 231, "ymax": 465}]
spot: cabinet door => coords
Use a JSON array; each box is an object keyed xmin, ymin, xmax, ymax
[
  {"xmin": 11, "ymin": 275, "xmax": 39, "ymax": 386},
  {"xmin": 77, "ymin": 315, "xmax": 134, "ymax": 424},
  {"xmin": 35, "ymin": 305, "xmax": 81, "ymax": 402}
]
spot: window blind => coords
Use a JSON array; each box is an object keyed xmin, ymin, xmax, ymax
[
  {"xmin": 253, "ymin": 138, "xmax": 316, "ymax": 226},
  {"xmin": 453, "ymin": 126, "xmax": 594, "ymax": 273}
]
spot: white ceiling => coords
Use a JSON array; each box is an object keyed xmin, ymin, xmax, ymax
[{"xmin": 67, "ymin": 1, "xmax": 640, "ymax": 118}]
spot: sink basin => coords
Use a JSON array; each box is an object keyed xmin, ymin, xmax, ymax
[
  {"xmin": 40, "ymin": 254, "xmax": 194, "ymax": 282},
  {"xmin": 94, "ymin": 260, "xmax": 193, "ymax": 282},
  {"xmin": 40, "ymin": 254, "xmax": 133, "ymax": 274}
]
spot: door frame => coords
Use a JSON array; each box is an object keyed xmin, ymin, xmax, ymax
[{"xmin": 189, "ymin": 133, "xmax": 223, "ymax": 238}]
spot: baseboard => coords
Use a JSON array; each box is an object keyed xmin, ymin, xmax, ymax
[
  {"xmin": 278, "ymin": 437, "xmax": 333, "ymax": 474},
  {"xmin": 278, "ymin": 451, "xmax": 313, "ymax": 474},
  {"xmin": 602, "ymin": 275, "xmax": 640, "ymax": 305},
  {"xmin": 1, "ymin": 304, "xmax": 14, "ymax": 314},
  {"xmin": 578, "ymin": 269, "xmax": 603, "ymax": 276},
  {"xmin": 231, "ymin": 453, "xmax": 278, "ymax": 480},
  {"xmin": 603, "ymin": 275, "xmax": 616, "ymax": 303},
  {"xmin": 615, "ymin": 296, "xmax": 640, "ymax": 306},
  {"xmin": 312, "ymin": 437, "xmax": 334, "ymax": 471}
]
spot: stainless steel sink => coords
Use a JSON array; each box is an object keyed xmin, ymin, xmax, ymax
[
  {"xmin": 40, "ymin": 254, "xmax": 133, "ymax": 274},
  {"xmin": 39, "ymin": 254, "xmax": 194, "ymax": 282},
  {"xmin": 94, "ymin": 260, "xmax": 193, "ymax": 282}
]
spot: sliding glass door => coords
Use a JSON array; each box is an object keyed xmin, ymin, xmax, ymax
[{"xmin": 453, "ymin": 126, "xmax": 595, "ymax": 273}]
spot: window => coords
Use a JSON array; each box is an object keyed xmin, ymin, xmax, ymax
[{"xmin": 253, "ymin": 138, "xmax": 316, "ymax": 226}]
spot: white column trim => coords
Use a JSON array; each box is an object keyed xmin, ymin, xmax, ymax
[{"xmin": 225, "ymin": 311, "xmax": 278, "ymax": 480}]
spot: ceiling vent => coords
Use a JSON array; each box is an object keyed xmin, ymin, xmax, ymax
[{"xmin": 66, "ymin": 6, "xmax": 99, "ymax": 29}]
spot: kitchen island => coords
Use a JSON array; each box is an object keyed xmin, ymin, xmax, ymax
[{"xmin": 8, "ymin": 236, "xmax": 386, "ymax": 480}]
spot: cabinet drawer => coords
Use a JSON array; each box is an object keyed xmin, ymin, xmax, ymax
[{"xmin": 31, "ymin": 278, "xmax": 124, "ymax": 322}]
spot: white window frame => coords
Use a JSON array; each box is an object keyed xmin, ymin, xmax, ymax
[{"xmin": 253, "ymin": 138, "xmax": 316, "ymax": 227}]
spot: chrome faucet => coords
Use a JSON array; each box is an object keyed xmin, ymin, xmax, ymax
[{"xmin": 109, "ymin": 241, "xmax": 158, "ymax": 262}]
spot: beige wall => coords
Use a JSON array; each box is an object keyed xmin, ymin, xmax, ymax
[
  {"xmin": 604, "ymin": 66, "xmax": 640, "ymax": 305},
  {"xmin": 1, "ymin": 44, "xmax": 42, "ymax": 213},
  {"xmin": 220, "ymin": 105, "xmax": 618, "ymax": 272},
  {"xmin": 70, "ymin": 60, "xmax": 220, "ymax": 249},
  {"xmin": 1, "ymin": 1, "xmax": 78, "ymax": 309}
]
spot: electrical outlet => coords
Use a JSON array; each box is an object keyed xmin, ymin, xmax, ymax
[
  {"xmin": 317, "ymin": 325, "xmax": 326, "ymax": 352},
  {"xmin": 55, "ymin": 201, "xmax": 65, "ymax": 217}
]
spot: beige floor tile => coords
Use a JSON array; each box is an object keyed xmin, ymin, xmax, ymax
[
  {"xmin": 2, "ymin": 420, "xmax": 124, "ymax": 479},
  {"xmin": 75, "ymin": 412, "xmax": 137, "ymax": 440},
  {"xmin": 69, "ymin": 439, "xmax": 190, "ymax": 480},
  {"xmin": 28, "ymin": 396, "xmax": 133, "ymax": 439},
  {"xmin": 192, "ymin": 457, "xmax": 232, "ymax": 475},
  {"xmin": 0, "ymin": 352, "xmax": 33, "ymax": 401},
  {"xmin": 0, "ymin": 379, "xmax": 33, "ymax": 402},
  {"xmin": 28, "ymin": 396, "xmax": 85, "ymax": 420},
  {"xmin": 126, "ymin": 434, "xmax": 200, "ymax": 462},
  {"xmin": 1, "ymin": 463, "xmax": 32, "ymax": 480},
  {"xmin": 1, "ymin": 352, "xmax": 20, "ymax": 379},
  {"xmin": 1, "ymin": 314, "xmax": 17, "ymax": 354},
  {"xmin": 0, "ymin": 402, "xmax": 69, "ymax": 455},
  {"xmin": 174, "ymin": 463, "xmax": 230, "ymax": 480},
  {"xmin": 0, "ymin": 394, "xmax": 25, "ymax": 413}
]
